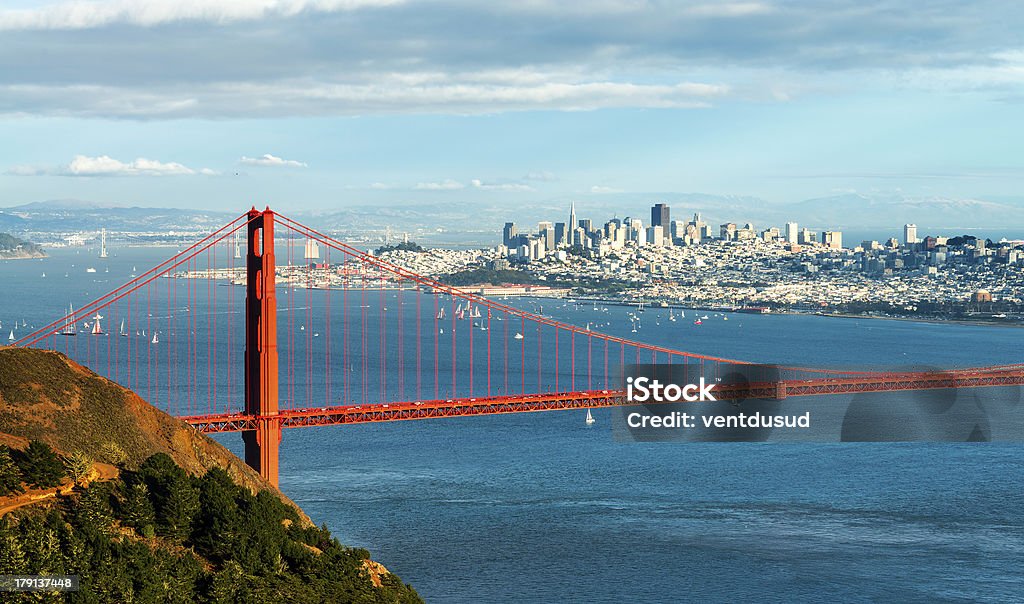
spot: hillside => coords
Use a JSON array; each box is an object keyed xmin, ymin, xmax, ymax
[
  {"xmin": 0, "ymin": 232, "xmax": 46, "ymax": 259},
  {"xmin": 0, "ymin": 347, "xmax": 422, "ymax": 602},
  {"xmin": 0, "ymin": 347, "xmax": 281, "ymax": 503}
]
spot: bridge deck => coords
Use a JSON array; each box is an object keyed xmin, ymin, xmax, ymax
[{"xmin": 183, "ymin": 367, "xmax": 1024, "ymax": 433}]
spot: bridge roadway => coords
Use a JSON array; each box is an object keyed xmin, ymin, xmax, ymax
[{"xmin": 182, "ymin": 366, "xmax": 1024, "ymax": 433}]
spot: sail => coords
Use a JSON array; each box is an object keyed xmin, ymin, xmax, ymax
[{"xmin": 59, "ymin": 303, "xmax": 77, "ymax": 336}]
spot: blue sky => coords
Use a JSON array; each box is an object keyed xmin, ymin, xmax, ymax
[{"xmin": 1, "ymin": 0, "xmax": 1023, "ymax": 214}]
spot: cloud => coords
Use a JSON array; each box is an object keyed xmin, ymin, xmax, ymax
[
  {"xmin": 0, "ymin": 1, "xmax": 1022, "ymax": 118},
  {"xmin": 524, "ymin": 171, "xmax": 557, "ymax": 182},
  {"xmin": 590, "ymin": 185, "xmax": 622, "ymax": 194},
  {"xmin": 415, "ymin": 179, "xmax": 464, "ymax": 190},
  {"xmin": 0, "ymin": 77, "xmax": 728, "ymax": 118},
  {"xmin": 0, "ymin": 0, "xmax": 403, "ymax": 31},
  {"xmin": 239, "ymin": 153, "xmax": 307, "ymax": 168},
  {"xmin": 6, "ymin": 164, "xmax": 44, "ymax": 176},
  {"xmin": 471, "ymin": 179, "xmax": 535, "ymax": 192},
  {"xmin": 8, "ymin": 154, "xmax": 217, "ymax": 176}
]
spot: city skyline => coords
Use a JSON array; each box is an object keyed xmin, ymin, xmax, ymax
[
  {"xmin": 499, "ymin": 201, "xmax": 953, "ymax": 261},
  {"xmin": 1, "ymin": 1, "xmax": 1024, "ymax": 213}
]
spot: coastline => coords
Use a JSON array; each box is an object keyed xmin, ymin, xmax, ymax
[
  {"xmin": 505, "ymin": 292, "xmax": 1024, "ymax": 329},
  {"xmin": 0, "ymin": 251, "xmax": 47, "ymax": 260}
]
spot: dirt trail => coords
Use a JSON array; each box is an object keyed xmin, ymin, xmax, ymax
[{"xmin": 0, "ymin": 462, "xmax": 119, "ymax": 517}]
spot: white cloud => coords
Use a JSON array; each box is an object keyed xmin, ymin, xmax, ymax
[
  {"xmin": 2, "ymin": 1, "xmax": 1019, "ymax": 120},
  {"xmin": 683, "ymin": 2, "xmax": 773, "ymax": 17},
  {"xmin": 415, "ymin": 179, "xmax": 464, "ymax": 190},
  {"xmin": 524, "ymin": 171, "xmax": 557, "ymax": 181},
  {"xmin": 590, "ymin": 185, "xmax": 623, "ymax": 193},
  {"xmin": 5, "ymin": 164, "xmax": 44, "ymax": 176},
  {"xmin": 0, "ymin": 0, "xmax": 404, "ymax": 31},
  {"xmin": 0, "ymin": 74, "xmax": 729, "ymax": 118},
  {"xmin": 8, "ymin": 154, "xmax": 216, "ymax": 177},
  {"xmin": 239, "ymin": 153, "xmax": 307, "ymax": 168},
  {"xmin": 471, "ymin": 179, "xmax": 535, "ymax": 192}
]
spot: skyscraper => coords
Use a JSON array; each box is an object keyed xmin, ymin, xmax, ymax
[
  {"xmin": 822, "ymin": 230, "xmax": 843, "ymax": 249},
  {"xmin": 503, "ymin": 222, "xmax": 517, "ymax": 247},
  {"xmin": 785, "ymin": 222, "xmax": 799, "ymax": 243},
  {"xmin": 651, "ymin": 203, "xmax": 670, "ymax": 227},
  {"xmin": 569, "ymin": 202, "xmax": 577, "ymax": 236},
  {"xmin": 554, "ymin": 222, "xmax": 567, "ymax": 247},
  {"xmin": 904, "ymin": 224, "xmax": 918, "ymax": 245}
]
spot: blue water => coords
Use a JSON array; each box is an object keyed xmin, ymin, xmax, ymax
[{"xmin": 3, "ymin": 247, "xmax": 1023, "ymax": 602}]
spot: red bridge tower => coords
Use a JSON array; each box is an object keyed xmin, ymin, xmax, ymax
[{"xmin": 243, "ymin": 207, "xmax": 281, "ymax": 487}]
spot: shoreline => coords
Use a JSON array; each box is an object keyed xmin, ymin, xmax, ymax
[
  {"xmin": 506, "ymin": 292, "xmax": 1024, "ymax": 329},
  {"xmin": 0, "ymin": 252, "xmax": 47, "ymax": 260}
]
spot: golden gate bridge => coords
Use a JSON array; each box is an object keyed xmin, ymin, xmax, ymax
[{"xmin": 13, "ymin": 208, "xmax": 1024, "ymax": 487}]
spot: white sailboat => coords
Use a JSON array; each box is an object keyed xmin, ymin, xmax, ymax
[
  {"xmin": 151, "ymin": 332, "xmax": 159, "ymax": 344},
  {"xmin": 59, "ymin": 303, "xmax": 77, "ymax": 336},
  {"xmin": 91, "ymin": 314, "xmax": 105, "ymax": 335},
  {"xmin": 514, "ymin": 332, "xmax": 524, "ymax": 340},
  {"xmin": 119, "ymin": 319, "xmax": 128, "ymax": 337},
  {"xmin": 7, "ymin": 329, "xmax": 14, "ymax": 342},
  {"xmin": 585, "ymin": 409, "xmax": 595, "ymax": 425}
]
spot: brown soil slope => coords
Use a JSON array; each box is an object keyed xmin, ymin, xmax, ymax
[{"xmin": 0, "ymin": 346, "xmax": 309, "ymax": 523}]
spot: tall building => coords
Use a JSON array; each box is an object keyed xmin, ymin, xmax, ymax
[
  {"xmin": 651, "ymin": 203, "xmax": 670, "ymax": 228},
  {"xmin": 785, "ymin": 222, "xmax": 799, "ymax": 243},
  {"xmin": 904, "ymin": 224, "xmax": 918, "ymax": 245},
  {"xmin": 578, "ymin": 218, "xmax": 593, "ymax": 233},
  {"xmin": 646, "ymin": 226, "xmax": 664, "ymax": 246},
  {"xmin": 569, "ymin": 202, "xmax": 577, "ymax": 237},
  {"xmin": 670, "ymin": 220, "xmax": 686, "ymax": 241},
  {"xmin": 554, "ymin": 222, "xmax": 567, "ymax": 247},
  {"xmin": 822, "ymin": 230, "xmax": 843, "ymax": 250},
  {"xmin": 539, "ymin": 223, "xmax": 556, "ymax": 250},
  {"xmin": 503, "ymin": 222, "xmax": 517, "ymax": 247},
  {"xmin": 304, "ymin": 238, "xmax": 320, "ymax": 259}
]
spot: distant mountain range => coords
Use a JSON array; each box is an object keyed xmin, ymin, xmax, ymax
[
  {"xmin": 3, "ymin": 194, "xmax": 1023, "ymax": 240},
  {"xmin": 0, "ymin": 199, "xmax": 235, "ymax": 233}
]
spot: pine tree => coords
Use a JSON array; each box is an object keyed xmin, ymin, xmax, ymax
[
  {"xmin": 14, "ymin": 440, "xmax": 65, "ymax": 488},
  {"xmin": 74, "ymin": 482, "xmax": 116, "ymax": 536},
  {"xmin": 158, "ymin": 476, "xmax": 199, "ymax": 541},
  {"xmin": 0, "ymin": 445, "xmax": 24, "ymax": 496},
  {"xmin": 122, "ymin": 481, "xmax": 156, "ymax": 535},
  {"xmin": 64, "ymin": 450, "xmax": 94, "ymax": 486},
  {"xmin": 0, "ymin": 518, "xmax": 26, "ymax": 574},
  {"xmin": 20, "ymin": 517, "xmax": 65, "ymax": 575},
  {"xmin": 207, "ymin": 559, "xmax": 245, "ymax": 603},
  {"xmin": 133, "ymin": 453, "xmax": 199, "ymax": 542},
  {"xmin": 193, "ymin": 468, "xmax": 241, "ymax": 560}
]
